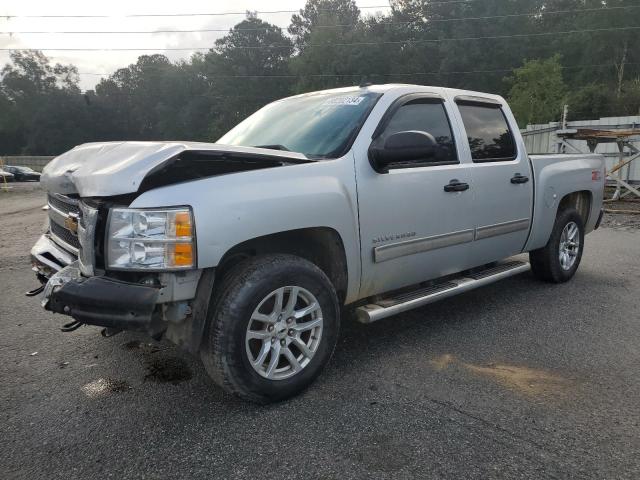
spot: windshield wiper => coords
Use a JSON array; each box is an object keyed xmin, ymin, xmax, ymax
[{"xmin": 253, "ymin": 144, "xmax": 290, "ymax": 152}]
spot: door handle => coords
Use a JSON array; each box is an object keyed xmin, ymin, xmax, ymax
[
  {"xmin": 511, "ymin": 173, "xmax": 530, "ymax": 184},
  {"xmin": 444, "ymin": 179, "xmax": 470, "ymax": 193}
]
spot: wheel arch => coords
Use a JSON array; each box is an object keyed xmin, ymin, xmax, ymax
[
  {"xmin": 557, "ymin": 190, "xmax": 592, "ymax": 226},
  {"xmin": 526, "ymin": 189, "xmax": 595, "ymax": 252},
  {"xmin": 215, "ymin": 227, "xmax": 349, "ymax": 305}
]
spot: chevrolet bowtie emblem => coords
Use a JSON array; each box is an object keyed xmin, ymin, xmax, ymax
[{"xmin": 65, "ymin": 214, "xmax": 79, "ymax": 234}]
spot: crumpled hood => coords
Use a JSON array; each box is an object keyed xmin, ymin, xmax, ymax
[{"xmin": 41, "ymin": 141, "xmax": 310, "ymax": 197}]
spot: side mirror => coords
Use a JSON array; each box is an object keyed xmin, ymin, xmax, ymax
[{"xmin": 369, "ymin": 130, "xmax": 437, "ymax": 173}]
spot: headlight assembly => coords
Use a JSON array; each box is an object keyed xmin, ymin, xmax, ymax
[{"xmin": 106, "ymin": 207, "xmax": 195, "ymax": 270}]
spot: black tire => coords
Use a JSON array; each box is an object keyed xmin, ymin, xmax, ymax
[
  {"xmin": 530, "ymin": 207, "xmax": 585, "ymax": 283},
  {"xmin": 200, "ymin": 254, "xmax": 340, "ymax": 403}
]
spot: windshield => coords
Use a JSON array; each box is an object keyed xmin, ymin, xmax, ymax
[
  {"xmin": 218, "ymin": 91, "xmax": 381, "ymax": 159},
  {"xmin": 14, "ymin": 167, "xmax": 34, "ymax": 172}
]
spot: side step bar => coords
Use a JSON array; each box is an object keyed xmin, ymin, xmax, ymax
[{"xmin": 356, "ymin": 260, "xmax": 530, "ymax": 324}]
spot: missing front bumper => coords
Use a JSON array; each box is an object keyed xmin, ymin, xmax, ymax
[{"xmin": 44, "ymin": 264, "xmax": 161, "ymax": 333}]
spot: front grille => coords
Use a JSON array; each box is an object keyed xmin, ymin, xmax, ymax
[
  {"xmin": 50, "ymin": 220, "xmax": 80, "ymax": 250},
  {"xmin": 48, "ymin": 193, "xmax": 79, "ymax": 216},
  {"xmin": 47, "ymin": 192, "xmax": 99, "ymax": 275}
]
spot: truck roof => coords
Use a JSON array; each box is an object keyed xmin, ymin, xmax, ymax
[{"xmin": 284, "ymin": 83, "xmax": 506, "ymax": 105}]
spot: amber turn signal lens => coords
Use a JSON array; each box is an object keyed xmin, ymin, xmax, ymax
[
  {"xmin": 174, "ymin": 211, "xmax": 192, "ymax": 237},
  {"xmin": 169, "ymin": 243, "xmax": 194, "ymax": 267}
]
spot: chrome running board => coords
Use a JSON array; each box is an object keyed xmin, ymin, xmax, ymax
[{"xmin": 355, "ymin": 260, "xmax": 530, "ymax": 324}]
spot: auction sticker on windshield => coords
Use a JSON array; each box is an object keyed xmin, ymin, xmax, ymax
[{"xmin": 323, "ymin": 96, "xmax": 366, "ymax": 106}]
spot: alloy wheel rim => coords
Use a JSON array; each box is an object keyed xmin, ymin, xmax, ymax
[
  {"xmin": 245, "ymin": 286, "xmax": 323, "ymax": 381},
  {"xmin": 559, "ymin": 221, "xmax": 580, "ymax": 271}
]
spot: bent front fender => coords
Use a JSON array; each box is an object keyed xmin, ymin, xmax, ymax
[{"xmin": 130, "ymin": 157, "xmax": 361, "ymax": 303}]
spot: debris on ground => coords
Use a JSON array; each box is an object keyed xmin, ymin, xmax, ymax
[
  {"xmin": 600, "ymin": 199, "xmax": 640, "ymax": 230},
  {"xmin": 123, "ymin": 340, "xmax": 161, "ymax": 354},
  {"xmin": 81, "ymin": 377, "xmax": 131, "ymax": 398}
]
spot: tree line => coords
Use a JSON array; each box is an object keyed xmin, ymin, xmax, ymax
[{"xmin": 1, "ymin": 0, "xmax": 639, "ymax": 156}]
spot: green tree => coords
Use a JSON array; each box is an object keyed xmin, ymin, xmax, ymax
[
  {"xmin": 619, "ymin": 79, "xmax": 640, "ymax": 117},
  {"xmin": 288, "ymin": 0, "xmax": 401, "ymax": 92},
  {"xmin": 94, "ymin": 54, "xmax": 212, "ymax": 141},
  {"xmin": 567, "ymin": 84, "xmax": 615, "ymax": 120},
  {"xmin": 3, "ymin": 1, "xmax": 640, "ymax": 155},
  {"xmin": 507, "ymin": 56, "xmax": 567, "ymax": 126},
  {"xmin": 289, "ymin": 0, "xmax": 360, "ymax": 51},
  {"xmin": 0, "ymin": 50, "xmax": 85, "ymax": 155},
  {"xmin": 203, "ymin": 13, "xmax": 294, "ymax": 139}
]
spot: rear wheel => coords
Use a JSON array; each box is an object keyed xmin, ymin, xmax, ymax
[
  {"xmin": 201, "ymin": 254, "xmax": 340, "ymax": 403},
  {"xmin": 530, "ymin": 207, "xmax": 585, "ymax": 283}
]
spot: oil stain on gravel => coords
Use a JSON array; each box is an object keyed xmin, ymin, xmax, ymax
[
  {"xmin": 122, "ymin": 339, "xmax": 193, "ymax": 384},
  {"xmin": 144, "ymin": 356, "xmax": 193, "ymax": 384}
]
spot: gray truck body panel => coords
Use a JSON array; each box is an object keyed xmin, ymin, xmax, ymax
[{"xmin": 33, "ymin": 84, "xmax": 605, "ymax": 309}]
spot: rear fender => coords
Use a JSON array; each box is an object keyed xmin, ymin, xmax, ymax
[{"xmin": 525, "ymin": 155, "xmax": 604, "ymax": 251}]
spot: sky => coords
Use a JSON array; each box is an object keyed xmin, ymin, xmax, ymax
[{"xmin": 0, "ymin": 0, "xmax": 391, "ymax": 90}]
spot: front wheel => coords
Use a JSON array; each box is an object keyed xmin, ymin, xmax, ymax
[
  {"xmin": 201, "ymin": 254, "xmax": 340, "ymax": 403},
  {"xmin": 530, "ymin": 207, "xmax": 585, "ymax": 283}
]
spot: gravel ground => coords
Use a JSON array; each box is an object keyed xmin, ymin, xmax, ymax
[
  {"xmin": 602, "ymin": 199, "xmax": 640, "ymax": 230},
  {"xmin": 1, "ymin": 187, "xmax": 639, "ymax": 479}
]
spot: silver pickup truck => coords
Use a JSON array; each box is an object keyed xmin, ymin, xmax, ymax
[{"xmin": 30, "ymin": 84, "xmax": 605, "ymax": 403}]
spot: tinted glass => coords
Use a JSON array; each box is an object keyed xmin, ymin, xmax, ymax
[
  {"xmin": 381, "ymin": 101, "xmax": 457, "ymax": 163},
  {"xmin": 458, "ymin": 104, "xmax": 516, "ymax": 161},
  {"xmin": 218, "ymin": 92, "xmax": 381, "ymax": 159}
]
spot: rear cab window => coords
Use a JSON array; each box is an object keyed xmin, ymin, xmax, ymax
[{"xmin": 455, "ymin": 97, "xmax": 517, "ymax": 162}]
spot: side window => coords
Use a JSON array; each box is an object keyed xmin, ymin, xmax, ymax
[
  {"xmin": 379, "ymin": 100, "xmax": 458, "ymax": 164},
  {"xmin": 457, "ymin": 103, "xmax": 517, "ymax": 162}
]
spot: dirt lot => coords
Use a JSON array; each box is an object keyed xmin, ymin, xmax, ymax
[
  {"xmin": 1, "ymin": 186, "xmax": 639, "ymax": 479},
  {"xmin": 602, "ymin": 198, "xmax": 640, "ymax": 230}
]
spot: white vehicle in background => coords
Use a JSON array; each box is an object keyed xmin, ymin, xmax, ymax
[{"xmin": 30, "ymin": 84, "xmax": 605, "ymax": 403}]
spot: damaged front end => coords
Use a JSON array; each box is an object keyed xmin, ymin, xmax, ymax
[
  {"xmin": 30, "ymin": 190, "xmax": 207, "ymax": 349},
  {"xmin": 31, "ymin": 193, "xmax": 165, "ymax": 336},
  {"xmin": 29, "ymin": 141, "xmax": 309, "ymax": 348}
]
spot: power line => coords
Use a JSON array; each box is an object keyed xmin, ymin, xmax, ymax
[
  {"xmin": 75, "ymin": 62, "xmax": 639, "ymax": 79},
  {"xmin": 2, "ymin": 25, "xmax": 638, "ymax": 51},
  {"xmin": 1, "ymin": 3, "xmax": 394, "ymax": 19},
  {"xmin": 7, "ymin": 1, "xmax": 538, "ymax": 20},
  {"xmin": 2, "ymin": 5, "xmax": 638, "ymax": 35}
]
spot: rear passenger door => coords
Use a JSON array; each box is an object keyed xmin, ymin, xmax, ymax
[{"xmin": 451, "ymin": 96, "xmax": 534, "ymax": 265}]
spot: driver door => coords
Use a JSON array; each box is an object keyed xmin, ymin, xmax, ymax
[{"xmin": 354, "ymin": 94, "xmax": 476, "ymax": 298}]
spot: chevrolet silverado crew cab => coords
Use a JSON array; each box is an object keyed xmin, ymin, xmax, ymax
[{"xmin": 30, "ymin": 84, "xmax": 605, "ymax": 403}]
